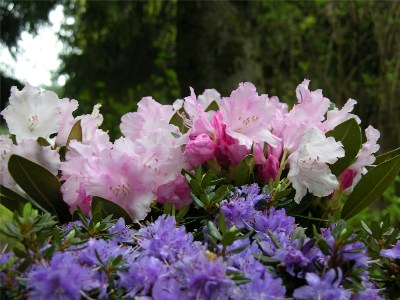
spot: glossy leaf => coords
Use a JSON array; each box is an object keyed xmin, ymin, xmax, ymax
[
  {"xmin": 8, "ymin": 154, "xmax": 70, "ymax": 223},
  {"xmin": 235, "ymin": 154, "xmax": 255, "ymax": 186},
  {"xmin": 91, "ymin": 197, "xmax": 133, "ymax": 224},
  {"xmin": 36, "ymin": 137, "xmax": 51, "ymax": 147},
  {"xmin": 374, "ymin": 146, "xmax": 400, "ymax": 165},
  {"xmin": 66, "ymin": 119, "xmax": 82, "ymax": 146},
  {"xmin": 0, "ymin": 185, "xmax": 26, "ymax": 212},
  {"xmin": 341, "ymin": 155, "xmax": 400, "ymax": 220},
  {"xmin": 326, "ymin": 118, "xmax": 362, "ymax": 176}
]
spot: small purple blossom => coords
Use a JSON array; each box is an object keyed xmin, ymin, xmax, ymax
[
  {"xmin": 293, "ymin": 268, "xmax": 351, "ymax": 300},
  {"xmin": 380, "ymin": 240, "xmax": 400, "ymax": 260},
  {"xmin": 27, "ymin": 252, "xmax": 98, "ymax": 300}
]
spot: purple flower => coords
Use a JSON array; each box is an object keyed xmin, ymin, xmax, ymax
[
  {"xmin": 108, "ymin": 217, "xmax": 135, "ymax": 243},
  {"xmin": 119, "ymin": 256, "xmax": 169, "ymax": 297},
  {"xmin": 136, "ymin": 215, "xmax": 203, "ymax": 262},
  {"xmin": 273, "ymin": 247, "xmax": 310, "ymax": 276},
  {"xmin": 293, "ymin": 268, "xmax": 351, "ymax": 300},
  {"xmin": 380, "ymin": 240, "xmax": 400, "ymax": 260},
  {"xmin": 152, "ymin": 276, "xmax": 190, "ymax": 300},
  {"xmin": 27, "ymin": 252, "xmax": 98, "ymax": 300}
]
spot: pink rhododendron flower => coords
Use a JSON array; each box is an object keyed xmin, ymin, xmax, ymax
[
  {"xmin": 339, "ymin": 126, "xmax": 380, "ymax": 192},
  {"xmin": 85, "ymin": 150, "xmax": 156, "ymax": 221},
  {"xmin": 1, "ymin": 84, "xmax": 62, "ymax": 142},
  {"xmin": 211, "ymin": 111, "xmax": 250, "ymax": 168},
  {"xmin": 320, "ymin": 98, "xmax": 361, "ymax": 132},
  {"xmin": 288, "ymin": 127, "xmax": 345, "ymax": 203},
  {"xmin": 156, "ymin": 174, "xmax": 192, "ymax": 209},
  {"xmin": 279, "ymin": 80, "xmax": 331, "ymax": 153},
  {"xmin": 259, "ymin": 155, "xmax": 280, "ymax": 184},
  {"xmin": 339, "ymin": 168, "xmax": 357, "ymax": 190},
  {"xmin": 184, "ymin": 133, "xmax": 215, "ymax": 167},
  {"xmin": 219, "ymin": 82, "xmax": 281, "ymax": 149},
  {"xmin": 55, "ymin": 98, "xmax": 79, "ymax": 146},
  {"xmin": 120, "ymin": 97, "xmax": 177, "ymax": 140}
]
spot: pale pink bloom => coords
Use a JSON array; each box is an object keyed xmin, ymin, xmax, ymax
[
  {"xmin": 12, "ymin": 139, "xmax": 61, "ymax": 175},
  {"xmin": 55, "ymin": 98, "xmax": 79, "ymax": 146},
  {"xmin": 184, "ymin": 133, "xmax": 215, "ymax": 167},
  {"xmin": 320, "ymin": 98, "xmax": 361, "ymax": 132},
  {"xmin": 114, "ymin": 130, "xmax": 190, "ymax": 189},
  {"xmin": 85, "ymin": 150, "xmax": 156, "ymax": 221},
  {"xmin": 280, "ymin": 80, "xmax": 331, "ymax": 153},
  {"xmin": 1, "ymin": 84, "xmax": 62, "ymax": 142},
  {"xmin": 288, "ymin": 127, "xmax": 345, "ymax": 203},
  {"xmin": 61, "ymin": 177, "xmax": 92, "ymax": 214},
  {"xmin": 219, "ymin": 82, "xmax": 281, "ymax": 149},
  {"xmin": 120, "ymin": 97, "xmax": 177, "ymax": 140},
  {"xmin": 0, "ymin": 135, "xmax": 16, "ymax": 189},
  {"xmin": 340, "ymin": 126, "xmax": 380, "ymax": 192},
  {"xmin": 259, "ymin": 155, "xmax": 280, "ymax": 184},
  {"xmin": 156, "ymin": 174, "xmax": 192, "ymax": 209}
]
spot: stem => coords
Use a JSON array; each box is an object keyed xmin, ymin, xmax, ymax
[{"xmin": 274, "ymin": 149, "xmax": 289, "ymax": 190}]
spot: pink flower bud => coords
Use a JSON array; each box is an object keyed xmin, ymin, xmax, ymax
[
  {"xmin": 184, "ymin": 133, "xmax": 215, "ymax": 166},
  {"xmin": 339, "ymin": 168, "xmax": 357, "ymax": 190},
  {"xmin": 259, "ymin": 154, "xmax": 280, "ymax": 184}
]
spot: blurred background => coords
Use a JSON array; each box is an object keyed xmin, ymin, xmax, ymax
[{"xmin": 1, "ymin": 0, "xmax": 399, "ymax": 224}]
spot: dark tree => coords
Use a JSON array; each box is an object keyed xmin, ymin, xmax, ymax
[{"xmin": 176, "ymin": 0, "xmax": 263, "ymax": 96}]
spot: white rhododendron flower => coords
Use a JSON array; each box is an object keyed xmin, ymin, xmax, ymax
[
  {"xmin": 0, "ymin": 135, "xmax": 16, "ymax": 189},
  {"xmin": 1, "ymin": 84, "xmax": 62, "ymax": 142},
  {"xmin": 288, "ymin": 127, "xmax": 345, "ymax": 203}
]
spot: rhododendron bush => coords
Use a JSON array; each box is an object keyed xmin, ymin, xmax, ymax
[{"xmin": 0, "ymin": 81, "xmax": 399, "ymax": 299}]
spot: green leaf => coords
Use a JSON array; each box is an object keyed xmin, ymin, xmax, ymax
[
  {"xmin": 191, "ymin": 193, "xmax": 205, "ymax": 209},
  {"xmin": 8, "ymin": 155, "xmax": 70, "ymax": 223},
  {"xmin": 326, "ymin": 118, "xmax": 362, "ymax": 176},
  {"xmin": 235, "ymin": 154, "xmax": 255, "ymax": 186},
  {"xmin": 66, "ymin": 120, "xmax": 82, "ymax": 146},
  {"xmin": 205, "ymin": 100, "xmax": 219, "ymax": 112},
  {"xmin": 218, "ymin": 212, "xmax": 227, "ymax": 235},
  {"xmin": 284, "ymin": 192, "xmax": 314, "ymax": 215},
  {"xmin": 208, "ymin": 221, "xmax": 222, "ymax": 240},
  {"xmin": 169, "ymin": 109, "xmax": 188, "ymax": 134},
  {"xmin": 375, "ymin": 147, "xmax": 400, "ymax": 165},
  {"xmin": 221, "ymin": 231, "xmax": 237, "ymax": 246},
  {"xmin": 91, "ymin": 197, "xmax": 133, "ymax": 224},
  {"xmin": 0, "ymin": 185, "xmax": 26, "ymax": 212},
  {"xmin": 0, "ymin": 204, "xmax": 15, "ymax": 250},
  {"xmin": 36, "ymin": 137, "xmax": 51, "ymax": 147},
  {"xmin": 360, "ymin": 220, "xmax": 372, "ymax": 235},
  {"xmin": 341, "ymin": 155, "xmax": 400, "ymax": 220}
]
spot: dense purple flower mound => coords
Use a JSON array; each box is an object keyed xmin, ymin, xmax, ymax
[{"xmin": 0, "ymin": 184, "xmax": 388, "ymax": 299}]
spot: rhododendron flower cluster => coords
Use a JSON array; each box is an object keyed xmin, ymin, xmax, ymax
[
  {"xmin": 1, "ymin": 80, "xmax": 399, "ymax": 299},
  {"xmin": 0, "ymin": 80, "xmax": 380, "ymax": 221}
]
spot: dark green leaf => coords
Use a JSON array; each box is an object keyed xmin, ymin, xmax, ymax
[
  {"xmin": 8, "ymin": 155, "xmax": 70, "ymax": 223},
  {"xmin": 375, "ymin": 147, "xmax": 400, "ymax": 165},
  {"xmin": 235, "ymin": 154, "xmax": 255, "ymax": 186},
  {"xmin": 360, "ymin": 220, "xmax": 372, "ymax": 235},
  {"xmin": 341, "ymin": 155, "xmax": 400, "ymax": 220},
  {"xmin": 218, "ymin": 212, "xmax": 227, "ymax": 235},
  {"xmin": 284, "ymin": 192, "xmax": 314, "ymax": 214},
  {"xmin": 326, "ymin": 118, "xmax": 362, "ymax": 176},
  {"xmin": 221, "ymin": 231, "xmax": 236, "ymax": 246},
  {"xmin": 66, "ymin": 120, "xmax": 82, "ymax": 146},
  {"xmin": 0, "ymin": 184, "xmax": 26, "ymax": 212},
  {"xmin": 191, "ymin": 193, "xmax": 205, "ymax": 209},
  {"xmin": 201, "ymin": 171, "xmax": 214, "ymax": 189},
  {"xmin": 91, "ymin": 197, "xmax": 133, "ymax": 224}
]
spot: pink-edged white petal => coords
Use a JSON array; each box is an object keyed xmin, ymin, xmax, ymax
[
  {"xmin": 219, "ymin": 82, "xmax": 280, "ymax": 148},
  {"xmin": 288, "ymin": 127, "xmax": 344, "ymax": 203}
]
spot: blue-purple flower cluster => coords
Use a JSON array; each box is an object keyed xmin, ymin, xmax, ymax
[{"xmin": 0, "ymin": 184, "xmax": 389, "ymax": 299}]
